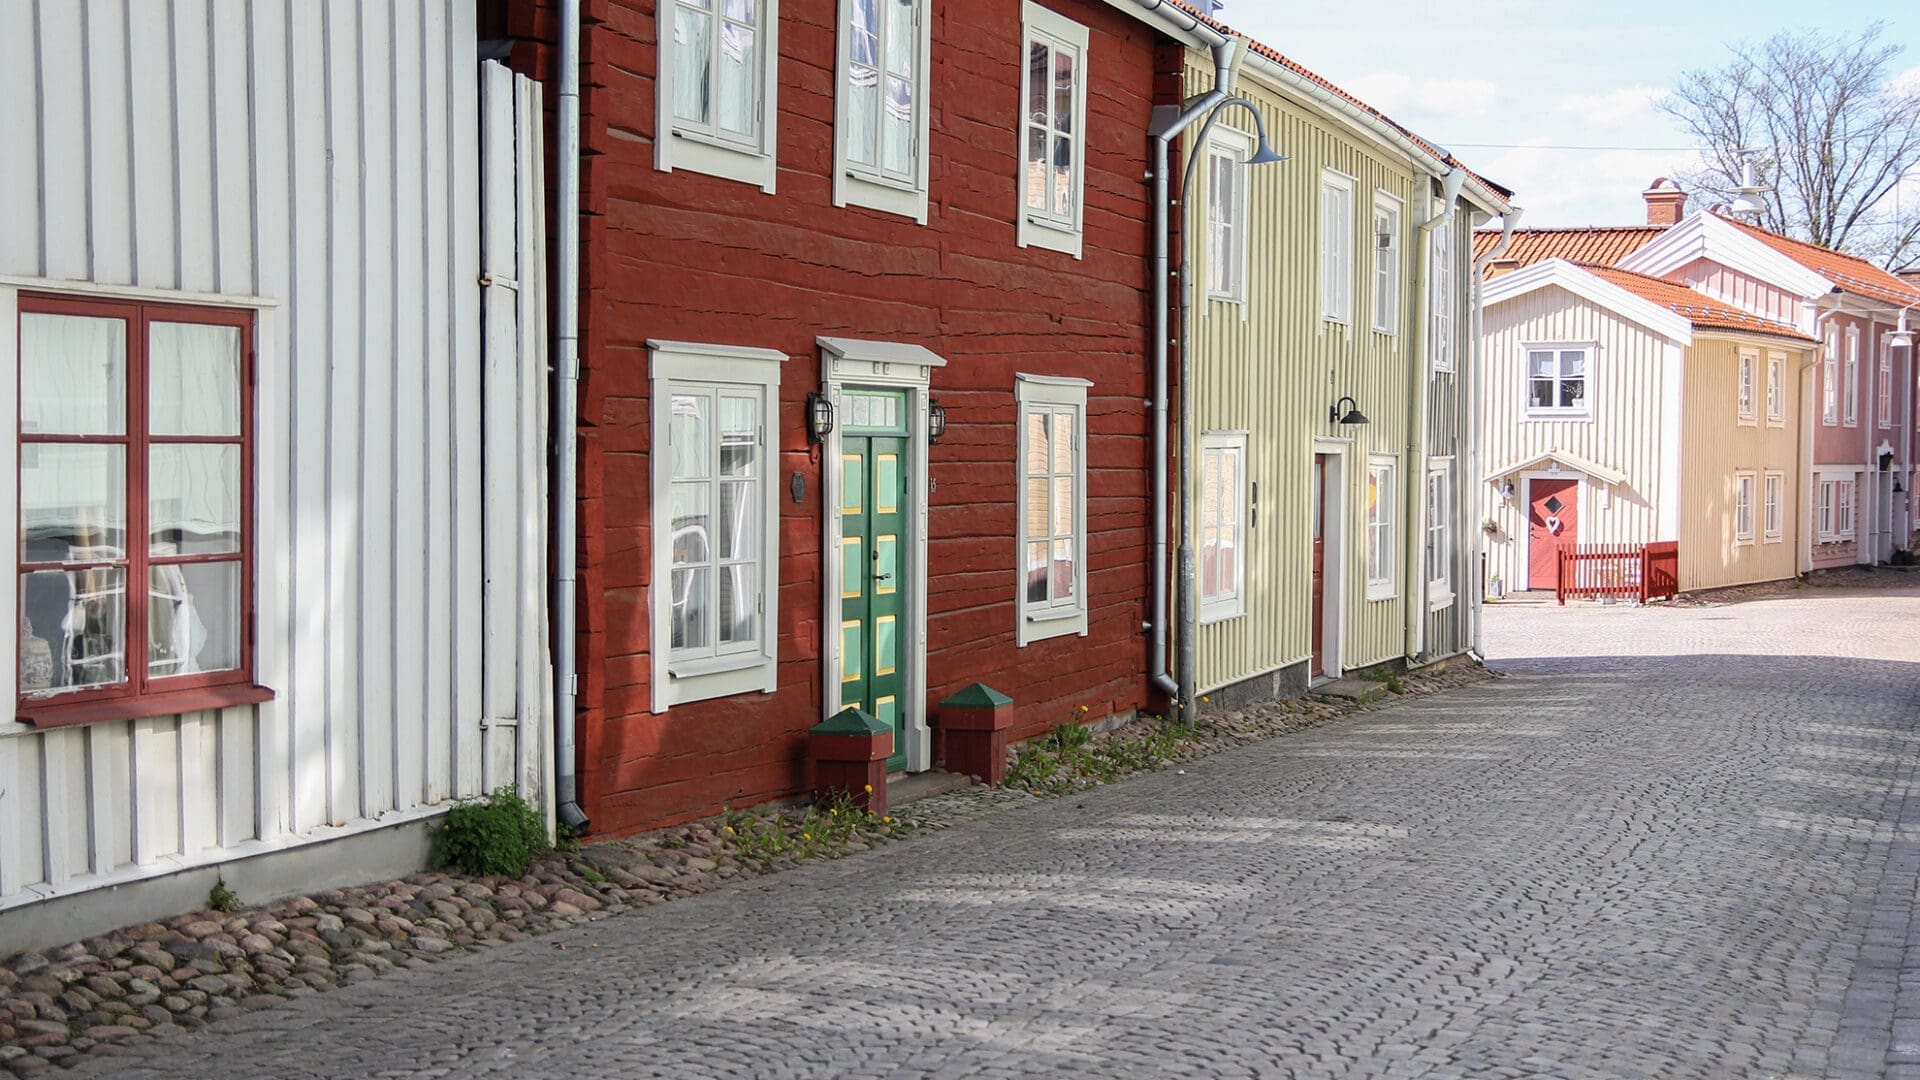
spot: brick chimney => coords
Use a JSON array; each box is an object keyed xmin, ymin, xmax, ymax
[{"xmin": 1643, "ymin": 177, "xmax": 1687, "ymax": 226}]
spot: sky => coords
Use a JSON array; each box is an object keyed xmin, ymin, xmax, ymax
[{"xmin": 1215, "ymin": 0, "xmax": 1920, "ymax": 228}]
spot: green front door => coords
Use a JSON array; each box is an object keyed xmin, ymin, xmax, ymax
[{"xmin": 839, "ymin": 396, "xmax": 909, "ymax": 771}]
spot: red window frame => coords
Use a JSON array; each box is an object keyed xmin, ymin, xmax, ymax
[{"xmin": 16, "ymin": 293, "xmax": 271, "ymax": 728}]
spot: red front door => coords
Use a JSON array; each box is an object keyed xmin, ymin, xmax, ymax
[
  {"xmin": 1311, "ymin": 455, "xmax": 1327, "ymax": 674},
  {"xmin": 1527, "ymin": 477, "xmax": 1578, "ymax": 590}
]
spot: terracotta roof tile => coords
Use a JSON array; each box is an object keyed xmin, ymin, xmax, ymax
[
  {"xmin": 1583, "ymin": 265, "xmax": 1816, "ymax": 342},
  {"xmin": 1713, "ymin": 212, "xmax": 1920, "ymax": 308},
  {"xmin": 1473, "ymin": 227, "xmax": 1668, "ymax": 269}
]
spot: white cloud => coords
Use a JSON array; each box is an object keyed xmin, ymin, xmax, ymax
[
  {"xmin": 1478, "ymin": 139, "xmax": 1711, "ymax": 226},
  {"xmin": 1559, "ymin": 85, "xmax": 1669, "ymax": 128},
  {"xmin": 1420, "ymin": 78, "xmax": 1499, "ymax": 118},
  {"xmin": 1890, "ymin": 65, "xmax": 1920, "ymax": 98},
  {"xmin": 1344, "ymin": 72, "xmax": 1412, "ymax": 111},
  {"xmin": 1339, "ymin": 73, "xmax": 1497, "ymax": 120}
]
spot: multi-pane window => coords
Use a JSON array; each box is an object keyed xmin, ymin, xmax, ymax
[
  {"xmin": 1199, "ymin": 435, "xmax": 1246, "ymax": 622},
  {"xmin": 1734, "ymin": 472, "xmax": 1755, "ymax": 544},
  {"xmin": 658, "ymin": 0, "xmax": 780, "ymax": 191},
  {"xmin": 1844, "ymin": 327, "xmax": 1860, "ymax": 426},
  {"xmin": 1879, "ymin": 349, "xmax": 1893, "ymax": 428},
  {"xmin": 1823, "ymin": 329, "xmax": 1839, "ymax": 425},
  {"xmin": 836, "ymin": 0, "xmax": 928, "ymax": 219},
  {"xmin": 1372, "ymin": 194, "xmax": 1401, "ymax": 334},
  {"xmin": 1767, "ymin": 355, "xmax": 1785, "ymax": 423},
  {"xmin": 1817, "ymin": 477, "xmax": 1856, "ymax": 541},
  {"xmin": 16, "ymin": 296, "xmax": 256, "ymax": 721},
  {"xmin": 1320, "ymin": 171, "xmax": 1355, "ymax": 324},
  {"xmin": 1526, "ymin": 346, "xmax": 1589, "ymax": 415},
  {"xmin": 1205, "ymin": 131, "xmax": 1250, "ymax": 303},
  {"xmin": 1015, "ymin": 374, "xmax": 1089, "ymax": 645},
  {"xmin": 1016, "ymin": 3, "xmax": 1089, "ymax": 258},
  {"xmin": 1763, "ymin": 471, "xmax": 1784, "ymax": 541},
  {"xmin": 1431, "ymin": 217, "xmax": 1455, "ymax": 373},
  {"xmin": 1366, "ymin": 456, "xmax": 1396, "ymax": 600},
  {"xmin": 649, "ymin": 342, "xmax": 783, "ymax": 712},
  {"xmin": 1426, "ymin": 461, "xmax": 1452, "ymax": 605},
  {"xmin": 1737, "ymin": 352, "xmax": 1756, "ymax": 420}
]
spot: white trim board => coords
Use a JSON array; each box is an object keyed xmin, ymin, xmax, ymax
[{"xmin": 1481, "ymin": 259, "xmax": 1692, "ymax": 345}]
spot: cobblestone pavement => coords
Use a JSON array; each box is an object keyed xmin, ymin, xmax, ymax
[{"xmin": 77, "ymin": 586, "xmax": 1920, "ymax": 1079}]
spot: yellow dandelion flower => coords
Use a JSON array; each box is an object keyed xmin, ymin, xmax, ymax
[
  {"xmin": 1202, "ymin": 695, "xmax": 1211, "ymax": 704},
  {"xmin": 863, "ymin": 783, "xmax": 874, "ymax": 794},
  {"xmin": 882, "ymin": 816, "xmax": 893, "ymax": 824},
  {"xmin": 723, "ymin": 825, "xmax": 735, "ymax": 835}
]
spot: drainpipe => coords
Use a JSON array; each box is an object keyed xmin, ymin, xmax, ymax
[
  {"xmin": 1803, "ymin": 302, "xmax": 1840, "ymax": 575},
  {"xmin": 1404, "ymin": 168, "xmax": 1464, "ymax": 667},
  {"xmin": 1896, "ymin": 301, "xmax": 1918, "ymax": 551},
  {"xmin": 1146, "ymin": 30, "xmax": 1233, "ymax": 703},
  {"xmin": 552, "ymin": 0, "xmax": 589, "ymax": 833},
  {"xmin": 1468, "ymin": 206, "xmax": 1521, "ymax": 659}
]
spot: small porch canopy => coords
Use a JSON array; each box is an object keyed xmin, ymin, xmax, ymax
[{"xmin": 1484, "ymin": 448, "xmax": 1629, "ymax": 487}]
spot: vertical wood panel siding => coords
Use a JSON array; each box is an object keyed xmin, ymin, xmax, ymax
[
  {"xmin": 1678, "ymin": 336, "xmax": 1807, "ymax": 590},
  {"xmin": 0, "ymin": 2, "xmax": 544, "ymax": 913},
  {"xmin": 1183, "ymin": 57, "xmax": 1418, "ymax": 691},
  {"xmin": 1424, "ymin": 210, "xmax": 1471, "ymax": 660},
  {"xmin": 1479, "ymin": 288, "xmax": 1684, "ymax": 591}
]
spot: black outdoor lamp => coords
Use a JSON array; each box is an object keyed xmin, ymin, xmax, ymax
[
  {"xmin": 806, "ymin": 391, "xmax": 835, "ymax": 443},
  {"xmin": 1881, "ymin": 449, "xmax": 1896, "ymax": 472},
  {"xmin": 927, "ymin": 398, "xmax": 948, "ymax": 444},
  {"xmin": 1330, "ymin": 395, "xmax": 1369, "ymax": 426}
]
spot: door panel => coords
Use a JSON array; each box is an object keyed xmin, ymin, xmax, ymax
[
  {"xmin": 1527, "ymin": 477, "xmax": 1578, "ymax": 591},
  {"xmin": 1311, "ymin": 454, "xmax": 1326, "ymax": 676},
  {"xmin": 840, "ymin": 433, "xmax": 909, "ymax": 771}
]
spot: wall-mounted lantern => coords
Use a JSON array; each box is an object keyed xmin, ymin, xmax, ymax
[
  {"xmin": 806, "ymin": 392, "xmax": 835, "ymax": 443},
  {"xmin": 1329, "ymin": 395, "xmax": 1369, "ymax": 426},
  {"xmin": 927, "ymin": 398, "xmax": 948, "ymax": 445}
]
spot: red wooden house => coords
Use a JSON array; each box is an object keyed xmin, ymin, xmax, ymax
[{"xmin": 493, "ymin": 0, "xmax": 1213, "ymax": 834}]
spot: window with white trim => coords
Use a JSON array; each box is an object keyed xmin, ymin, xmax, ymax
[
  {"xmin": 1823, "ymin": 328, "xmax": 1839, "ymax": 425},
  {"xmin": 1199, "ymin": 434, "xmax": 1247, "ymax": 622},
  {"xmin": 1426, "ymin": 460, "xmax": 1453, "ymax": 608},
  {"xmin": 1320, "ymin": 170, "xmax": 1355, "ymax": 324},
  {"xmin": 1431, "ymin": 215, "xmax": 1455, "ymax": 373},
  {"xmin": 1734, "ymin": 471, "xmax": 1755, "ymax": 545},
  {"xmin": 1015, "ymin": 374, "xmax": 1089, "ymax": 644},
  {"xmin": 1817, "ymin": 476, "xmax": 1856, "ymax": 541},
  {"xmin": 1844, "ymin": 326, "xmax": 1860, "ymax": 426},
  {"xmin": 1763, "ymin": 470, "xmax": 1784, "ymax": 542},
  {"xmin": 1766, "ymin": 354, "xmax": 1785, "ymax": 423},
  {"xmin": 1372, "ymin": 192, "xmax": 1401, "ymax": 334},
  {"xmin": 1204, "ymin": 129, "xmax": 1251, "ymax": 304},
  {"xmin": 656, "ymin": 0, "xmax": 781, "ymax": 192},
  {"xmin": 649, "ymin": 341, "xmax": 785, "ymax": 712},
  {"xmin": 1737, "ymin": 351, "xmax": 1756, "ymax": 421},
  {"xmin": 834, "ymin": 0, "xmax": 930, "ymax": 220},
  {"xmin": 1879, "ymin": 347, "xmax": 1893, "ymax": 428},
  {"xmin": 1366, "ymin": 455, "xmax": 1396, "ymax": 601},
  {"xmin": 1016, "ymin": 3, "xmax": 1088, "ymax": 259},
  {"xmin": 1526, "ymin": 345, "xmax": 1590, "ymax": 416}
]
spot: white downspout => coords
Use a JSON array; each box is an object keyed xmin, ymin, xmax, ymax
[
  {"xmin": 1404, "ymin": 168, "xmax": 1463, "ymax": 667},
  {"xmin": 1897, "ymin": 302, "xmax": 1918, "ymax": 551},
  {"xmin": 1468, "ymin": 207, "xmax": 1522, "ymax": 659},
  {"xmin": 552, "ymin": 0, "xmax": 589, "ymax": 832}
]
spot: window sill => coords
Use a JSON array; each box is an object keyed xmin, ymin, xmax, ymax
[
  {"xmin": 19, "ymin": 682, "xmax": 275, "ymax": 730},
  {"xmin": 1200, "ymin": 605, "xmax": 1245, "ymax": 626},
  {"xmin": 659, "ymin": 128, "xmax": 777, "ymax": 194},
  {"xmin": 1018, "ymin": 605, "xmax": 1087, "ymax": 647},
  {"xmin": 1016, "ymin": 215, "xmax": 1083, "ymax": 260},
  {"xmin": 1365, "ymin": 585, "xmax": 1397, "ymax": 603},
  {"xmin": 668, "ymin": 652, "xmax": 770, "ymax": 680},
  {"xmin": 1427, "ymin": 588, "xmax": 1454, "ymax": 612},
  {"xmin": 1524, "ymin": 411, "xmax": 1591, "ymax": 421},
  {"xmin": 1737, "ymin": 416, "xmax": 1757, "ymax": 426},
  {"xmin": 1764, "ymin": 534, "xmax": 1784, "ymax": 544}
]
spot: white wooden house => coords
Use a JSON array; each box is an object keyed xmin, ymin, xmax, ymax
[{"xmin": 0, "ymin": 1, "xmax": 552, "ymax": 952}]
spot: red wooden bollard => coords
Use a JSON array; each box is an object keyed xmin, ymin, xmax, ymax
[
  {"xmin": 809, "ymin": 707, "xmax": 893, "ymax": 815},
  {"xmin": 938, "ymin": 683, "xmax": 1015, "ymax": 786}
]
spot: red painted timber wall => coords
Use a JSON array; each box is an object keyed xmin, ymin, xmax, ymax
[{"xmin": 503, "ymin": 0, "xmax": 1180, "ymax": 836}]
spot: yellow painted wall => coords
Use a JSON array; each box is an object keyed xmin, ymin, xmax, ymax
[{"xmin": 1679, "ymin": 335, "xmax": 1809, "ymax": 590}]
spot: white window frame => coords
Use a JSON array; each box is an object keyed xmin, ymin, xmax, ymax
[
  {"xmin": 648, "ymin": 340, "xmax": 787, "ymax": 713},
  {"xmin": 1198, "ymin": 432, "xmax": 1248, "ymax": 623},
  {"xmin": 1014, "ymin": 373, "xmax": 1090, "ymax": 645},
  {"xmin": 1430, "ymin": 213, "xmax": 1455, "ymax": 373},
  {"xmin": 1204, "ymin": 128, "xmax": 1252, "ymax": 306},
  {"xmin": 1320, "ymin": 169, "xmax": 1356, "ymax": 326},
  {"xmin": 1523, "ymin": 343, "xmax": 1593, "ymax": 418},
  {"xmin": 1823, "ymin": 328, "xmax": 1839, "ymax": 425},
  {"xmin": 1426, "ymin": 459, "xmax": 1453, "ymax": 610},
  {"xmin": 1817, "ymin": 474, "xmax": 1856, "ymax": 542},
  {"xmin": 1365, "ymin": 454, "xmax": 1397, "ymax": 601},
  {"xmin": 1844, "ymin": 326, "xmax": 1860, "ymax": 427},
  {"xmin": 655, "ymin": 0, "xmax": 782, "ymax": 193},
  {"xmin": 1737, "ymin": 350, "xmax": 1757, "ymax": 423},
  {"xmin": 832, "ymin": 0, "xmax": 932, "ymax": 222},
  {"xmin": 1763, "ymin": 470, "xmax": 1784, "ymax": 542},
  {"xmin": 1879, "ymin": 346, "xmax": 1893, "ymax": 429},
  {"xmin": 1015, "ymin": 3, "xmax": 1089, "ymax": 259},
  {"xmin": 1734, "ymin": 471, "xmax": 1756, "ymax": 545},
  {"xmin": 1766, "ymin": 353, "xmax": 1785, "ymax": 425},
  {"xmin": 1371, "ymin": 191, "xmax": 1402, "ymax": 335}
]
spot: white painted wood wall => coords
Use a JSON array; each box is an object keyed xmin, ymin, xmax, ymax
[{"xmin": 0, "ymin": 1, "xmax": 551, "ymax": 915}]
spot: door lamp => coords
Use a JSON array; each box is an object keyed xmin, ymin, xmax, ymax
[
  {"xmin": 1329, "ymin": 395, "xmax": 1369, "ymax": 426},
  {"xmin": 927, "ymin": 398, "xmax": 948, "ymax": 445},
  {"xmin": 806, "ymin": 392, "xmax": 835, "ymax": 443}
]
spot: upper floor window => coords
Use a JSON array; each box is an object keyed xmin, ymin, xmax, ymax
[
  {"xmin": 1879, "ymin": 348, "xmax": 1893, "ymax": 428},
  {"xmin": 1016, "ymin": 3, "xmax": 1089, "ymax": 259},
  {"xmin": 1844, "ymin": 326, "xmax": 1860, "ymax": 426},
  {"xmin": 1015, "ymin": 373, "xmax": 1090, "ymax": 644},
  {"xmin": 1823, "ymin": 329, "xmax": 1839, "ymax": 425},
  {"xmin": 1372, "ymin": 193, "xmax": 1402, "ymax": 335},
  {"xmin": 1766, "ymin": 354, "xmax": 1785, "ymax": 423},
  {"xmin": 1320, "ymin": 170, "xmax": 1356, "ymax": 324},
  {"xmin": 16, "ymin": 295, "xmax": 265, "ymax": 727},
  {"xmin": 1205, "ymin": 130, "xmax": 1251, "ymax": 304},
  {"xmin": 1199, "ymin": 434, "xmax": 1247, "ymax": 622},
  {"xmin": 657, "ymin": 0, "xmax": 782, "ymax": 192},
  {"xmin": 1431, "ymin": 215, "xmax": 1455, "ymax": 373},
  {"xmin": 1737, "ymin": 351, "xmax": 1756, "ymax": 422},
  {"xmin": 1526, "ymin": 345, "xmax": 1590, "ymax": 417},
  {"xmin": 834, "ymin": 0, "xmax": 930, "ymax": 220}
]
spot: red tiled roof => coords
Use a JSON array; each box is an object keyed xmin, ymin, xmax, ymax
[
  {"xmin": 1473, "ymin": 226, "xmax": 1667, "ymax": 269},
  {"xmin": 1714, "ymin": 212, "xmax": 1920, "ymax": 308},
  {"xmin": 1582, "ymin": 265, "xmax": 1816, "ymax": 342}
]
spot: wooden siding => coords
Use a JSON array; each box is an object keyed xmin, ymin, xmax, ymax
[
  {"xmin": 1677, "ymin": 336, "xmax": 1807, "ymax": 590},
  {"xmin": 1183, "ymin": 57, "xmax": 1422, "ymax": 691},
  {"xmin": 1424, "ymin": 209, "xmax": 1472, "ymax": 660},
  {"xmin": 0, "ymin": 3, "xmax": 548, "ymax": 913},
  {"xmin": 1479, "ymin": 285, "xmax": 1684, "ymax": 592}
]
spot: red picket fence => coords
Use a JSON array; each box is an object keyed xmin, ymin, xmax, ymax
[{"xmin": 1556, "ymin": 540, "xmax": 1679, "ymax": 605}]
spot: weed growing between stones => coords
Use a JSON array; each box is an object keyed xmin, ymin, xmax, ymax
[
  {"xmin": 208, "ymin": 879, "xmax": 242, "ymax": 914},
  {"xmin": 433, "ymin": 786, "xmax": 552, "ymax": 877},
  {"xmin": 720, "ymin": 786, "xmax": 903, "ymax": 865},
  {"xmin": 1005, "ymin": 711, "xmax": 1200, "ymax": 797}
]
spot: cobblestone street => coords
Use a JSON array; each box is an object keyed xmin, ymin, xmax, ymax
[{"xmin": 76, "ymin": 582, "xmax": 1920, "ymax": 1079}]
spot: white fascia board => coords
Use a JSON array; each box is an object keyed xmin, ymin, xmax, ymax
[
  {"xmin": 1618, "ymin": 214, "xmax": 1834, "ymax": 300},
  {"xmin": 1481, "ymin": 259, "xmax": 1693, "ymax": 345},
  {"xmin": 1093, "ymin": 0, "xmax": 1229, "ymax": 47},
  {"xmin": 817, "ymin": 336, "xmax": 948, "ymax": 369}
]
